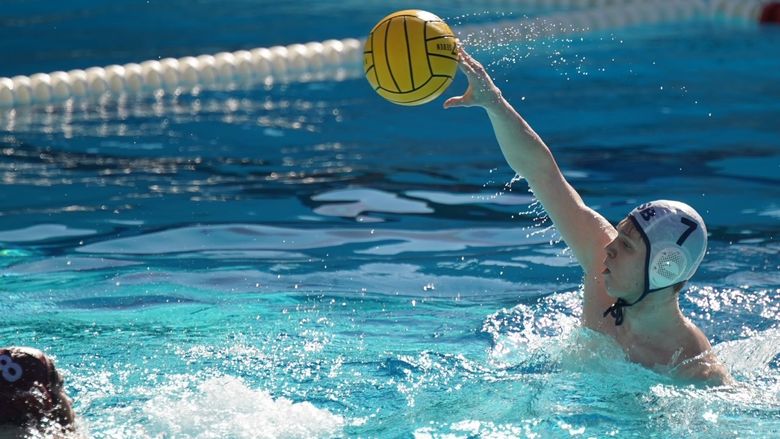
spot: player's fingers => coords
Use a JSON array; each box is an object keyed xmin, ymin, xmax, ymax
[
  {"xmin": 443, "ymin": 95, "xmax": 470, "ymax": 109},
  {"xmin": 458, "ymin": 45, "xmax": 484, "ymax": 71},
  {"xmin": 457, "ymin": 54, "xmax": 477, "ymax": 77},
  {"xmin": 456, "ymin": 46, "xmax": 492, "ymax": 85}
]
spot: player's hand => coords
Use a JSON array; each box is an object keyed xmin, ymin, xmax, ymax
[{"xmin": 443, "ymin": 45, "xmax": 503, "ymax": 110}]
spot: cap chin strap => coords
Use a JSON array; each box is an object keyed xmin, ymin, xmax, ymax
[
  {"xmin": 603, "ymin": 291, "xmax": 649, "ymax": 326},
  {"xmin": 603, "ymin": 282, "xmax": 681, "ymax": 326}
]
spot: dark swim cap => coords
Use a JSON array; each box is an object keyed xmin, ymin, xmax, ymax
[{"xmin": 0, "ymin": 347, "xmax": 58, "ymax": 425}]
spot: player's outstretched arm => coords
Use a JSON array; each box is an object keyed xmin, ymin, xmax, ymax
[{"xmin": 444, "ymin": 46, "xmax": 615, "ymax": 275}]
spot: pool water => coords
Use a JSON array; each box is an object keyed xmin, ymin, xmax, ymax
[{"xmin": 1, "ymin": 1, "xmax": 779, "ymax": 437}]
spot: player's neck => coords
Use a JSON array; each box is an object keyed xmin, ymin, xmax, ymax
[{"xmin": 621, "ymin": 289, "xmax": 685, "ymax": 336}]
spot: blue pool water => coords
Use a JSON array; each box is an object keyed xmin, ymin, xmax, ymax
[{"xmin": 1, "ymin": 1, "xmax": 779, "ymax": 437}]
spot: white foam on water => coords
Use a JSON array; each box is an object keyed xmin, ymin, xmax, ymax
[
  {"xmin": 483, "ymin": 290, "xmax": 583, "ymax": 366},
  {"xmin": 142, "ymin": 376, "xmax": 345, "ymax": 438},
  {"xmin": 713, "ymin": 328, "xmax": 780, "ymax": 377}
]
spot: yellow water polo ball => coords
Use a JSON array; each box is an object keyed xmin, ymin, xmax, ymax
[{"xmin": 363, "ymin": 10, "xmax": 459, "ymax": 106}]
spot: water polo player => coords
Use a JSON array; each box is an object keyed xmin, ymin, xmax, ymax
[
  {"xmin": 444, "ymin": 45, "xmax": 731, "ymax": 385},
  {"xmin": 0, "ymin": 347, "xmax": 76, "ymax": 434}
]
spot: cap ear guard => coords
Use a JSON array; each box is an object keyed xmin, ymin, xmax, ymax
[{"xmin": 649, "ymin": 244, "xmax": 689, "ymax": 289}]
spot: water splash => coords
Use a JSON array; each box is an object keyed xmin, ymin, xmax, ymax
[{"xmin": 140, "ymin": 376, "xmax": 345, "ymax": 439}]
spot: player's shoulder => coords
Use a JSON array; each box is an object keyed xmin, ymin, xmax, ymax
[
  {"xmin": 672, "ymin": 323, "xmax": 733, "ymax": 386},
  {"xmin": 673, "ymin": 352, "xmax": 733, "ymax": 386}
]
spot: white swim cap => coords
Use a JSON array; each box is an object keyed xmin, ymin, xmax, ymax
[{"xmin": 628, "ymin": 200, "xmax": 707, "ymax": 292}]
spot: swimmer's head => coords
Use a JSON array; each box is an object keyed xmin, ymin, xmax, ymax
[
  {"xmin": 602, "ymin": 200, "xmax": 708, "ymax": 325},
  {"xmin": 627, "ymin": 200, "xmax": 708, "ymax": 294},
  {"xmin": 0, "ymin": 347, "xmax": 75, "ymax": 429}
]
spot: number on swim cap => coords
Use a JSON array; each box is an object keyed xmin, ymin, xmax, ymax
[{"xmin": 0, "ymin": 354, "xmax": 23, "ymax": 383}]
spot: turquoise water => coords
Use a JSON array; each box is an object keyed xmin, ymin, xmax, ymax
[{"xmin": 1, "ymin": 1, "xmax": 779, "ymax": 437}]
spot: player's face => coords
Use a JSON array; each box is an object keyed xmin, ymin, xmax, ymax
[{"xmin": 602, "ymin": 217, "xmax": 646, "ymax": 301}]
